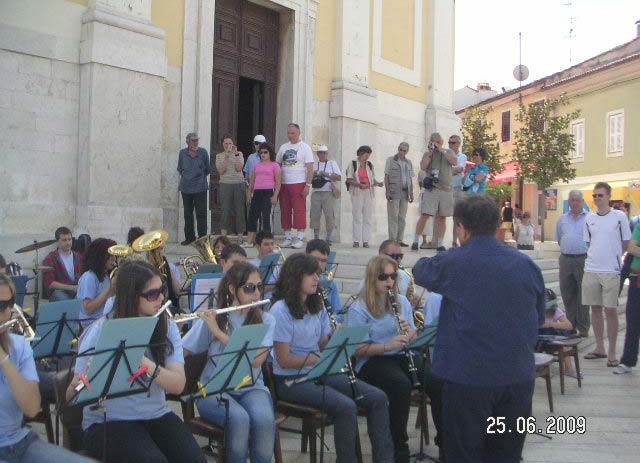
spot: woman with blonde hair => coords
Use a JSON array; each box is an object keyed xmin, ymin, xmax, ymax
[
  {"xmin": 0, "ymin": 274, "xmax": 95, "ymax": 463},
  {"xmin": 346, "ymin": 255, "xmax": 419, "ymax": 463}
]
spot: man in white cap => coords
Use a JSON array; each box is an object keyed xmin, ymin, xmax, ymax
[
  {"xmin": 244, "ymin": 134, "xmax": 267, "ymax": 182},
  {"xmin": 310, "ymin": 145, "xmax": 342, "ymax": 244}
]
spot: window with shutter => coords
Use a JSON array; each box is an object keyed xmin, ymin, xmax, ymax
[
  {"xmin": 606, "ymin": 110, "xmax": 624, "ymax": 157},
  {"xmin": 570, "ymin": 119, "xmax": 585, "ymax": 161},
  {"xmin": 501, "ymin": 110, "xmax": 511, "ymax": 142}
]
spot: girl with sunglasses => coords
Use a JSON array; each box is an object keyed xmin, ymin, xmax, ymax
[
  {"xmin": 0, "ymin": 274, "xmax": 95, "ymax": 463},
  {"xmin": 246, "ymin": 142, "xmax": 281, "ymax": 246},
  {"xmin": 67, "ymin": 260, "xmax": 205, "ymax": 463},
  {"xmin": 271, "ymin": 253, "xmax": 394, "ymax": 463},
  {"xmin": 346, "ymin": 255, "xmax": 420, "ymax": 463},
  {"xmin": 182, "ymin": 262, "xmax": 275, "ymax": 463}
]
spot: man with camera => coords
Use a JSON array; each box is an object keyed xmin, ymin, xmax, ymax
[
  {"xmin": 310, "ymin": 145, "xmax": 342, "ymax": 244},
  {"xmin": 385, "ymin": 142, "xmax": 415, "ymax": 246},
  {"xmin": 411, "ymin": 132, "xmax": 457, "ymax": 251}
]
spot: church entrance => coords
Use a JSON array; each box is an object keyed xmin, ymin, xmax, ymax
[{"xmin": 209, "ymin": 0, "xmax": 279, "ymax": 233}]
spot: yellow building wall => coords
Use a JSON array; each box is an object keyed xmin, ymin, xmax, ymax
[
  {"xmin": 151, "ymin": 0, "xmax": 185, "ymax": 69},
  {"xmin": 369, "ymin": 0, "xmax": 430, "ymax": 103},
  {"xmin": 313, "ymin": 0, "xmax": 337, "ymax": 102}
]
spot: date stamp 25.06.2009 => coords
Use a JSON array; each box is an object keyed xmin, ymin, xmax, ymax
[{"xmin": 486, "ymin": 416, "xmax": 586, "ymax": 435}]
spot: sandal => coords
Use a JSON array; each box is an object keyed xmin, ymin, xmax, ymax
[
  {"xmin": 583, "ymin": 352, "xmax": 607, "ymax": 360},
  {"xmin": 607, "ymin": 359, "xmax": 620, "ymax": 367}
]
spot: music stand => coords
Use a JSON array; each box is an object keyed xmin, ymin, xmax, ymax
[
  {"xmin": 190, "ymin": 273, "xmax": 223, "ymax": 313},
  {"xmin": 288, "ymin": 325, "xmax": 370, "ymax": 463},
  {"xmin": 408, "ymin": 323, "xmax": 439, "ymax": 462},
  {"xmin": 31, "ymin": 299, "xmax": 82, "ymax": 361},
  {"xmin": 258, "ymin": 253, "xmax": 280, "ymax": 285},
  {"xmin": 67, "ymin": 317, "xmax": 160, "ymax": 463},
  {"xmin": 181, "ymin": 324, "xmax": 270, "ymax": 451}
]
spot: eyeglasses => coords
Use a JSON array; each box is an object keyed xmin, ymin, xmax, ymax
[
  {"xmin": 385, "ymin": 253, "xmax": 403, "ymax": 261},
  {"xmin": 0, "ymin": 298, "xmax": 15, "ymax": 311},
  {"xmin": 398, "ymin": 148, "xmax": 408, "ymax": 152},
  {"xmin": 140, "ymin": 284, "xmax": 166, "ymax": 302},
  {"xmin": 377, "ymin": 272, "xmax": 398, "ymax": 281},
  {"xmin": 259, "ymin": 150, "xmax": 270, "ymax": 154},
  {"xmin": 242, "ymin": 282, "xmax": 264, "ymax": 294},
  {"xmin": 592, "ymin": 193, "xmax": 605, "ymax": 198}
]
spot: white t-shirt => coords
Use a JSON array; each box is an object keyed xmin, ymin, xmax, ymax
[
  {"xmin": 276, "ymin": 141, "xmax": 314, "ymax": 184},
  {"xmin": 584, "ymin": 209, "xmax": 631, "ymax": 273},
  {"xmin": 312, "ymin": 160, "xmax": 342, "ymax": 192},
  {"xmin": 59, "ymin": 251, "xmax": 75, "ymax": 281}
]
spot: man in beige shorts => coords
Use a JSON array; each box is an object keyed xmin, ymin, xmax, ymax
[
  {"xmin": 411, "ymin": 132, "xmax": 457, "ymax": 252},
  {"xmin": 582, "ymin": 182, "xmax": 631, "ymax": 366}
]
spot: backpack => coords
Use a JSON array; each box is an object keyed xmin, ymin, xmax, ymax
[{"xmin": 345, "ymin": 160, "xmax": 373, "ymax": 191}]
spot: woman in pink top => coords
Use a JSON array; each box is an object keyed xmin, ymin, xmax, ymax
[{"xmin": 247, "ymin": 143, "xmax": 282, "ymax": 246}]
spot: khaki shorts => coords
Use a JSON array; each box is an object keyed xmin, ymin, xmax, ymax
[
  {"xmin": 582, "ymin": 272, "xmax": 619, "ymax": 308},
  {"xmin": 420, "ymin": 188, "xmax": 454, "ymax": 217}
]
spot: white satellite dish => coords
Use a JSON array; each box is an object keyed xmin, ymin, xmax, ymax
[{"xmin": 513, "ymin": 65, "xmax": 530, "ymax": 82}]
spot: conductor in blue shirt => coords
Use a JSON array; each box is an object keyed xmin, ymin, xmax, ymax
[{"xmin": 412, "ymin": 195, "xmax": 545, "ymax": 463}]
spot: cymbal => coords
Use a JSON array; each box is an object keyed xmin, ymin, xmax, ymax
[
  {"xmin": 15, "ymin": 239, "xmax": 57, "ymax": 254},
  {"xmin": 22, "ymin": 265, "xmax": 54, "ymax": 271}
]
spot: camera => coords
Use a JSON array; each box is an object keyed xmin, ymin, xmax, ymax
[
  {"xmin": 422, "ymin": 169, "xmax": 440, "ymax": 191},
  {"xmin": 428, "ymin": 141, "xmax": 438, "ymax": 151},
  {"xmin": 311, "ymin": 174, "xmax": 329, "ymax": 189}
]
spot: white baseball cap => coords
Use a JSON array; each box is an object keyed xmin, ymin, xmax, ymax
[
  {"xmin": 317, "ymin": 145, "xmax": 328, "ymax": 152},
  {"xmin": 253, "ymin": 134, "xmax": 266, "ymax": 143}
]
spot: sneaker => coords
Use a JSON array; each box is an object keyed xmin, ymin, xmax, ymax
[
  {"xmin": 411, "ymin": 242, "xmax": 419, "ymax": 251},
  {"xmin": 241, "ymin": 242, "xmax": 254, "ymax": 249},
  {"xmin": 420, "ymin": 242, "xmax": 435, "ymax": 249},
  {"xmin": 291, "ymin": 239, "xmax": 304, "ymax": 249},
  {"xmin": 281, "ymin": 238, "xmax": 293, "ymax": 248},
  {"xmin": 436, "ymin": 246, "xmax": 447, "ymax": 252},
  {"xmin": 399, "ymin": 242, "xmax": 409, "ymax": 247},
  {"xmin": 613, "ymin": 364, "xmax": 632, "ymax": 375}
]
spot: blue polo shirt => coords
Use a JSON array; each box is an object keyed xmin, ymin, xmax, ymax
[
  {"xmin": 556, "ymin": 211, "xmax": 588, "ymax": 255},
  {"xmin": 412, "ymin": 235, "xmax": 545, "ymax": 387},
  {"xmin": 177, "ymin": 147, "xmax": 210, "ymax": 193}
]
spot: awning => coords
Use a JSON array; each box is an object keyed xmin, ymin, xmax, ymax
[{"xmin": 490, "ymin": 161, "xmax": 519, "ymax": 185}]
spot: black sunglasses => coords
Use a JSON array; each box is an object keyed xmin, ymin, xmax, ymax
[
  {"xmin": 242, "ymin": 282, "xmax": 264, "ymax": 294},
  {"xmin": 385, "ymin": 253, "xmax": 403, "ymax": 261},
  {"xmin": 0, "ymin": 298, "xmax": 15, "ymax": 311},
  {"xmin": 592, "ymin": 193, "xmax": 605, "ymax": 198},
  {"xmin": 377, "ymin": 272, "xmax": 398, "ymax": 281},
  {"xmin": 141, "ymin": 284, "xmax": 166, "ymax": 302}
]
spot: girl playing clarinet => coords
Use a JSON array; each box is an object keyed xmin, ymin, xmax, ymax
[
  {"xmin": 182, "ymin": 262, "xmax": 276, "ymax": 462},
  {"xmin": 346, "ymin": 255, "xmax": 419, "ymax": 463},
  {"xmin": 270, "ymin": 253, "xmax": 394, "ymax": 463},
  {"xmin": 67, "ymin": 260, "xmax": 205, "ymax": 463}
]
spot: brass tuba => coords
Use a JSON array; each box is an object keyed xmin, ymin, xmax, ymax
[
  {"xmin": 183, "ymin": 235, "xmax": 218, "ymax": 279},
  {"xmin": 108, "ymin": 244, "xmax": 133, "ymax": 279},
  {"xmin": 132, "ymin": 230, "xmax": 169, "ymax": 277}
]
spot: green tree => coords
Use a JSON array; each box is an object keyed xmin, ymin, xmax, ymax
[
  {"xmin": 460, "ymin": 106, "xmax": 502, "ymax": 176},
  {"xmin": 485, "ymin": 184, "xmax": 513, "ymax": 205},
  {"xmin": 512, "ymin": 96, "xmax": 580, "ymax": 240}
]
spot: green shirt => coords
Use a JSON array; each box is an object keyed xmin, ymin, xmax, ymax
[{"xmin": 631, "ymin": 223, "xmax": 640, "ymax": 272}]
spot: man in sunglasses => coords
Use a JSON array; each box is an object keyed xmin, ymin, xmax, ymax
[
  {"xmin": 412, "ymin": 195, "xmax": 545, "ymax": 463},
  {"xmin": 582, "ymin": 182, "xmax": 631, "ymax": 367}
]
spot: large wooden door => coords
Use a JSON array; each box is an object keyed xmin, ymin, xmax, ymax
[{"xmin": 210, "ymin": 0, "xmax": 279, "ymax": 233}]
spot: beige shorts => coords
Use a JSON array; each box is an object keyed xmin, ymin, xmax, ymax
[
  {"xmin": 453, "ymin": 187, "xmax": 464, "ymax": 204},
  {"xmin": 420, "ymin": 188, "xmax": 454, "ymax": 217},
  {"xmin": 581, "ymin": 272, "xmax": 619, "ymax": 308}
]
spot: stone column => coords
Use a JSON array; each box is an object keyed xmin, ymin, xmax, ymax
[
  {"xmin": 330, "ymin": 0, "xmax": 379, "ymax": 244},
  {"xmin": 77, "ymin": 0, "xmax": 167, "ymax": 240}
]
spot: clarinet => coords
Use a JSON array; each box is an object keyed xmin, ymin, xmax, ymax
[
  {"xmin": 319, "ymin": 287, "xmax": 363, "ymax": 403},
  {"xmin": 388, "ymin": 289, "xmax": 421, "ymax": 388}
]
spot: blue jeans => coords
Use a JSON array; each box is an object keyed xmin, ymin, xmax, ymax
[
  {"xmin": 274, "ymin": 373, "xmax": 394, "ymax": 463},
  {"xmin": 196, "ymin": 387, "xmax": 274, "ymax": 463},
  {"xmin": 0, "ymin": 431, "xmax": 96, "ymax": 463}
]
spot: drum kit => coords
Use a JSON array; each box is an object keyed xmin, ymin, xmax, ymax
[{"xmin": 11, "ymin": 238, "xmax": 58, "ymax": 316}]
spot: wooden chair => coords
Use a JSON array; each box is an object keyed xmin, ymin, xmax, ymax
[
  {"xmin": 169, "ymin": 353, "xmax": 285, "ymax": 463},
  {"xmin": 53, "ymin": 369, "xmax": 85, "ymax": 451},
  {"xmin": 263, "ymin": 362, "xmax": 328, "ymax": 463},
  {"xmin": 542, "ymin": 338, "xmax": 582, "ymax": 394},
  {"xmin": 535, "ymin": 353, "xmax": 554, "ymax": 413}
]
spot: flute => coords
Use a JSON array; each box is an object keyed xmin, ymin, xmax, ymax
[
  {"xmin": 170, "ymin": 299, "xmax": 270, "ymax": 323},
  {"xmin": 153, "ymin": 301, "xmax": 173, "ymax": 318},
  {"xmin": 388, "ymin": 289, "xmax": 421, "ymax": 388}
]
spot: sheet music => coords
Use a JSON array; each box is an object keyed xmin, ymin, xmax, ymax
[{"xmin": 191, "ymin": 276, "xmax": 222, "ymax": 312}]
